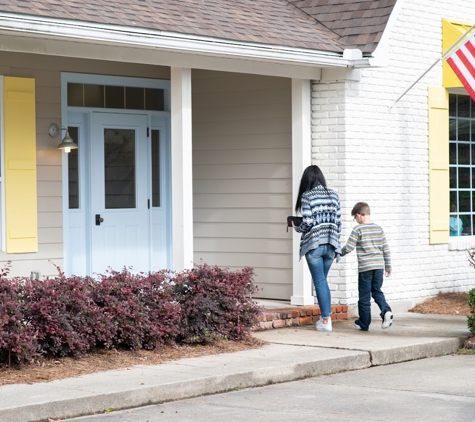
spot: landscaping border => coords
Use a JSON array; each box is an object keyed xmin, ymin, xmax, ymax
[{"xmin": 257, "ymin": 304, "xmax": 349, "ymax": 330}]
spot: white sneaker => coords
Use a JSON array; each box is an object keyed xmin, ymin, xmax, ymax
[
  {"xmin": 382, "ymin": 311, "xmax": 393, "ymax": 329},
  {"xmin": 316, "ymin": 318, "xmax": 332, "ymax": 332}
]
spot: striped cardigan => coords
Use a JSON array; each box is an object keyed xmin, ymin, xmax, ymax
[
  {"xmin": 294, "ymin": 185, "xmax": 342, "ymax": 259},
  {"xmin": 341, "ymin": 222, "xmax": 391, "ymax": 273}
]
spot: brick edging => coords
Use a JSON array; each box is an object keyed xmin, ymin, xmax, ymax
[{"xmin": 256, "ymin": 304, "xmax": 348, "ymax": 330}]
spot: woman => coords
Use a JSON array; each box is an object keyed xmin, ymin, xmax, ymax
[{"xmin": 293, "ymin": 165, "xmax": 341, "ymax": 332}]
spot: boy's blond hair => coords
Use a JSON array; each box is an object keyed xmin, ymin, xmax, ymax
[{"xmin": 351, "ymin": 202, "xmax": 370, "ymax": 217}]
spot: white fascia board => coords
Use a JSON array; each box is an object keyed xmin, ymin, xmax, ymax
[
  {"xmin": 0, "ymin": 32, "xmax": 325, "ymax": 80},
  {"xmin": 0, "ymin": 13, "xmax": 372, "ymax": 69},
  {"xmin": 0, "ymin": 76, "xmax": 4, "ymax": 252}
]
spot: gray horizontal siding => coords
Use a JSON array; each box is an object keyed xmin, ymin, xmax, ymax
[{"xmin": 192, "ymin": 70, "xmax": 293, "ymax": 300}]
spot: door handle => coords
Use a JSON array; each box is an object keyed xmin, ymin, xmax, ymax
[{"xmin": 95, "ymin": 214, "xmax": 104, "ymax": 226}]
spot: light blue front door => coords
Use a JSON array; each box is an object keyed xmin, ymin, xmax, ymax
[{"xmin": 90, "ymin": 112, "xmax": 150, "ymax": 274}]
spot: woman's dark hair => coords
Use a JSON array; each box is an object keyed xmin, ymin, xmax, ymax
[{"xmin": 295, "ymin": 165, "xmax": 328, "ymax": 213}]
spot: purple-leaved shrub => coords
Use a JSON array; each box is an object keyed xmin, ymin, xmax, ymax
[
  {"xmin": 0, "ymin": 263, "xmax": 261, "ymax": 366},
  {"xmin": 0, "ymin": 265, "xmax": 38, "ymax": 366},
  {"xmin": 173, "ymin": 264, "xmax": 261, "ymax": 344},
  {"xmin": 21, "ymin": 272, "xmax": 109, "ymax": 358},
  {"xmin": 92, "ymin": 269, "xmax": 181, "ymax": 350}
]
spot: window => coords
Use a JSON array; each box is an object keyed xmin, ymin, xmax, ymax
[
  {"xmin": 449, "ymin": 94, "xmax": 475, "ymax": 236},
  {"xmin": 67, "ymin": 83, "xmax": 165, "ymax": 111}
]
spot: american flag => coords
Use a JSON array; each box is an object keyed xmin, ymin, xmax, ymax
[{"xmin": 446, "ymin": 33, "xmax": 475, "ymax": 101}]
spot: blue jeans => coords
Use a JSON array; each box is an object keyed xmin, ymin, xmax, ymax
[
  {"xmin": 357, "ymin": 269, "xmax": 391, "ymax": 330},
  {"xmin": 305, "ymin": 245, "xmax": 335, "ymax": 319}
]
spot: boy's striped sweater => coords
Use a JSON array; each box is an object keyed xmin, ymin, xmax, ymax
[{"xmin": 341, "ymin": 222, "xmax": 391, "ymax": 273}]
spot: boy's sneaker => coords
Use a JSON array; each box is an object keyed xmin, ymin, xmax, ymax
[
  {"xmin": 354, "ymin": 320, "xmax": 368, "ymax": 331},
  {"xmin": 316, "ymin": 318, "xmax": 332, "ymax": 332},
  {"xmin": 382, "ymin": 311, "xmax": 393, "ymax": 329}
]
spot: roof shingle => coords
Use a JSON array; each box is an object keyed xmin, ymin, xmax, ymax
[
  {"xmin": 0, "ymin": 0, "xmax": 397, "ymax": 54},
  {"xmin": 289, "ymin": 0, "xmax": 398, "ymax": 53}
]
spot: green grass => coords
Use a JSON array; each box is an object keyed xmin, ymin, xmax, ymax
[{"xmin": 456, "ymin": 348, "xmax": 475, "ymax": 355}]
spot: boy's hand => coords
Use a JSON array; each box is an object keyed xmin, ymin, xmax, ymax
[{"xmin": 385, "ymin": 271, "xmax": 391, "ymax": 277}]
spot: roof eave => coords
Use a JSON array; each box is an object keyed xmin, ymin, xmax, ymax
[{"xmin": 0, "ymin": 13, "xmax": 374, "ymax": 69}]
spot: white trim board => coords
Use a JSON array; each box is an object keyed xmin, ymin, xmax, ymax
[{"xmin": 0, "ymin": 76, "xmax": 4, "ymax": 252}]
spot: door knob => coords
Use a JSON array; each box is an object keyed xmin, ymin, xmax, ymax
[{"xmin": 95, "ymin": 214, "xmax": 104, "ymax": 226}]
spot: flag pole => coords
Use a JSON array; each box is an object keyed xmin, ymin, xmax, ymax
[{"xmin": 389, "ymin": 23, "xmax": 475, "ymax": 110}]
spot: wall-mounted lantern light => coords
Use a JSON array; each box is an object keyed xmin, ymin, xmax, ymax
[{"xmin": 48, "ymin": 123, "xmax": 78, "ymax": 153}]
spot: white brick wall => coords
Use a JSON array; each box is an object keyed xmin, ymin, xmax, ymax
[{"xmin": 312, "ymin": 0, "xmax": 475, "ymax": 310}]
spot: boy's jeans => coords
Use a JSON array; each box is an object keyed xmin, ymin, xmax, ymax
[
  {"xmin": 305, "ymin": 244, "xmax": 335, "ymax": 319},
  {"xmin": 357, "ymin": 269, "xmax": 391, "ymax": 330}
]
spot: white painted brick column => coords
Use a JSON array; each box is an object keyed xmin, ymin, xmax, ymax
[{"xmin": 311, "ymin": 68, "xmax": 362, "ymax": 307}]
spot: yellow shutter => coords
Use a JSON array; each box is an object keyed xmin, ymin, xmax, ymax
[
  {"xmin": 428, "ymin": 86, "xmax": 449, "ymax": 244},
  {"xmin": 442, "ymin": 18, "xmax": 475, "ymax": 88},
  {"xmin": 3, "ymin": 76, "xmax": 38, "ymax": 253}
]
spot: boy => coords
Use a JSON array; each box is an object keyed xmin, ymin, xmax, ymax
[{"xmin": 341, "ymin": 202, "xmax": 393, "ymax": 331}]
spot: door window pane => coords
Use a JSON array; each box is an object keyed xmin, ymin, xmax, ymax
[
  {"xmin": 84, "ymin": 84, "xmax": 104, "ymax": 108},
  {"xmin": 68, "ymin": 127, "xmax": 80, "ymax": 209},
  {"xmin": 151, "ymin": 130, "xmax": 160, "ymax": 207},
  {"xmin": 145, "ymin": 88, "xmax": 165, "ymax": 111},
  {"xmin": 105, "ymin": 85, "xmax": 125, "ymax": 109},
  {"xmin": 104, "ymin": 129, "xmax": 136, "ymax": 209},
  {"xmin": 68, "ymin": 84, "xmax": 83, "ymax": 106},
  {"xmin": 125, "ymin": 87, "xmax": 144, "ymax": 110},
  {"xmin": 67, "ymin": 84, "xmax": 166, "ymax": 111}
]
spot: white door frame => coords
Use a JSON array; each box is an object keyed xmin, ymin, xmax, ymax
[{"xmin": 60, "ymin": 72, "xmax": 171, "ymax": 276}]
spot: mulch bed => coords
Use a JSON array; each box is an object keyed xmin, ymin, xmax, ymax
[
  {"xmin": 0, "ymin": 337, "xmax": 264, "ymax": 387},
  {"xmin": 408, "ymin": 292, "xmax": 470, "ymax": 316}
]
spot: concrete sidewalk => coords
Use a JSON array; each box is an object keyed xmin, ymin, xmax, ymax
[{"xmin": 0, "ymin": 313, "xmax": 471, "ymax": 422}]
